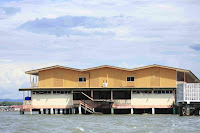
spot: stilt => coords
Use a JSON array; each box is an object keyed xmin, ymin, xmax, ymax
[
  {"xmin": 111, "ymin": 108, "xmax": 114, "ymax": 114},
  {"xmin": 20, "ymin": 109, "xmax": 24, "ymax": 115},
  {"xmin": 179, "ymin": 106, "xmax": 183, "ymax": 116},
  {"xmin": 152, "ymin": 108, "xmax": 155, "ymax": 114},
  {"xmin": 186, "ymin": 105, "xmax": 190, "ymax": 116},
  {"xmin": 60, "ymin": 109, "xmax": 63, "ymax": 114},
  {"xmin": 79, "ymin": 106, "xmax": 82, "ymax": 114},
  {"xmin": 73, "ymin": 108, "xmax": 75, "ymax": 114},
  {"xmin": 50, "ymin": 108, "xmax": 53, "ymax": 115},
  {"xmin": 131, "ymin": 108, "xmax": 134, "ymax": 114},
  {"xmin": 44, "ymin": 109, "xmax": 46, "ymax": 114},
  {"xmin": 55, "ymin": 109, "xmax": 58, "ymax": 114},
  {"xmin": 173, "ymin": 108, "xmax": 176, "ymax": 114},
  {"xmin": 30, "ymin": 109, "xmax": 32, "ymax": 115},
  {"xmin": 40, "ymin": 109, "xmax": 44, "ymax": 114}
]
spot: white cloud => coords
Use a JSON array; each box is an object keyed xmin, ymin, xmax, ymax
[
  {"xmin": 0, "ymin": 60, "xmax": 12, "ymax": 62},
  {"xmin": 0, "ymin": 0, "xmax": 200, "ymax": 99}
]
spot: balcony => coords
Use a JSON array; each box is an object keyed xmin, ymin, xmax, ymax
[{"xmin": 31, "ymin": 82, "xmax": 38, "ymax": 88}]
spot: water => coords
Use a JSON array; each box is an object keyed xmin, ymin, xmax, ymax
[{"xmin": 0, "ymin": 112, "xmax": 200, "ymax": 133}]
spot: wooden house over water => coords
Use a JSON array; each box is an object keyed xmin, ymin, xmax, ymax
[{"xmin": 19, "ymin": 64, "xmax": 200, "ymax": 115}]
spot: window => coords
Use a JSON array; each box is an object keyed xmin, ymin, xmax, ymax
[
  {"xmin": 154, "ymin": 90, "xmax": 173, "ymax": 94},
  {"xmin": 79, "ymin": 77, "xmax": 86, "ymax": 82},
  {"xmin": 53, "ymin": 91, "xmax": 71, "ymax": 94},
  {"xmin": 127, "ymin": 76, "xmax": 134, "ymax": 82},
  {"xmin": 33, "ymin": 91, "xmax": 51, "ymax": 95},
  {"xmin": 132, "ymin": 91, "xmax": 152, "ymax": 94}
]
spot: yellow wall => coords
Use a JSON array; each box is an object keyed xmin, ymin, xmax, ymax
[
  {"xmin": 135, "ymin": 67, "xmax": 176, "ymax": 88},
  {"xmin": 38, "ymin": 67, "xmax": 177, "ymax": 88},
  {"xmin": 39, "ymin": 68, "xmax": 89, "ymax": 88}
]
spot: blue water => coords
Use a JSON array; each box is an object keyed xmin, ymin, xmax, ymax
[{"xmin": 0, "ymin": 112, "xmax": 200, "ymax": 133}]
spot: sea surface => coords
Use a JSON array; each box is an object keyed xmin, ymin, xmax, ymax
[{"xmin": 0, "ymin": 112, "xmax": 200, "ymax": 133}]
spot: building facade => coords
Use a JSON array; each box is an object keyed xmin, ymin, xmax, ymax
[{"xmin": 19, "ymin": 64, "xmax": 200, "ymax": 114}]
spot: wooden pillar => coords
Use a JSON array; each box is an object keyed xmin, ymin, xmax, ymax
[
  {"xmin": 79, "ymin": 106, "xmax": 82, "ymax": 114},
  {"xmin": 60, "ymin": 109, "xmax": 63, "ymax": 114},
  {"xmin": 152, "ymin": 108, "xmax": 155, "ymax": 114},
  {"xmin": 186, "ymin": 105, "xmax": 190, "ymax": 116},
  {"xmin": 131, "ymin": 108, "xmax": 134, "ymax": 114},
  {"xmin": 111, "ymin": 108, "xmax": 114, "ymax": 114},
  {"xmin": 91, "ymin": 89, "xmax": 93, "ymax": 98},
  {"xmin": 40, "ymin": 109, "xmax": 43, "ymax": 114},
  {"xmin": 111, "ymin": 89, "xmax": 113, "ymax": 101},
  {"xmin": 173, "ymin": 108, "xmax": 176, "ymax": 114}
]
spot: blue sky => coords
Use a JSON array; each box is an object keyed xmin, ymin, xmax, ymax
[{"xmin": 0, "ymin": 0, "xmax": 200, "ymax": 99}]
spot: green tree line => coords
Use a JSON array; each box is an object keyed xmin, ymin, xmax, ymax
[{"xmin": 0, "ymin": 101, "xmax": 23, "ymax": 106}]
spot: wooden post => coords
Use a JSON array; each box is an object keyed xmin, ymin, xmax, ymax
[
  {"xmin": 186, "ymin": 105, "xmax": 190, "ymax": 116},
  {"xmin": 152, "ymin": 108, "xmax": 155, "ymax": 114},
  {"xmin": 111, "ymin": 89, "xmax": 113, "ymax": 101},
  {"xmin": 111, "ymin": 108, "xmax": 114, "ymax": 114},
  {"xmin": 79, "ymin": 106, "xmax": 82, "ymax": 114},
  {"xmin": 50, "ymin": 108, "xmax": 53, "ymax": 115},
  {"xmin": 131, "ymin": 108, "xmax": 134, "ymax": 114},
  {"xmin": 91, "ymin": 89, "xmax": 93, "ymax": 98}
]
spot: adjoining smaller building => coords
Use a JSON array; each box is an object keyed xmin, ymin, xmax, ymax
[
  {"xmin": 177, "ymin": 83, "xmax": 200, "ymax": 116},
  {"xmin": 19, "ymin": 64, "xmax": 200, "ymax": 115}
]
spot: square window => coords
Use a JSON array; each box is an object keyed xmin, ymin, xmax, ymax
[
  {"xmin": 79, "ymin": 78, "xmax": 83, "ymax": 82},
  {"xmin": 127, "ymin": 77, "xmax": 134, "ymax": 82}
]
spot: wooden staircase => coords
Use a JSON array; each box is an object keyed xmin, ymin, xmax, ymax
[{"xmin": 80, "ymin": 92, "xmax": 102, "ymax": 114}]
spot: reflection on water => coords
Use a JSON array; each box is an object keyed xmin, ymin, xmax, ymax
[{"xmin": 0, "ymin": 112, "xmax": 200, "ymax": 133}]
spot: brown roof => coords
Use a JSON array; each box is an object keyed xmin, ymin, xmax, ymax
[{"xmin": 24, "ymin": 64, "xmax": 199, "ymax": 81}]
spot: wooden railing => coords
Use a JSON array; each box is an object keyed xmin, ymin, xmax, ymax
[
  {"xmin": 31, "ymin": 82, "xmax": 38, "ymax": 88},
  {"xmin": 80, "ymin": 100, "xmax": 95, "ymax": 113}
]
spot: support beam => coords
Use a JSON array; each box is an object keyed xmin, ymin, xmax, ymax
[
  {"xmin": 60, "ymin": 109, "xmax": 63, "ymax": 114},
  {"xmin": 50, "ymin": 108, "xmax": 53, "ymax": 115},
  {"xmin": 40, "ymin": 109, "xmax": 44, "ymax": 114},
  {"xmin": 79, "ymin": 106, "xmax": 82, "ymax": 114},
  {"xmin": 111, "ymin": 89, "xmax": 113, "ymax": 101},
  {"xmin": 131, "ymin": 108, "xmax": 134, "ymax": 114},
  {"xmin": 173, "ymin": 108, "xmax": 176, "ymax": 114},
  {"xmin": 20, "ymin": 110, "xmax": 24, "ymax": 115},
  {"xmin": 91, "ymin": 89, "xmax": 93, "ymax": 98},
  {"xmin": 186, "ymin": 105, "xmax": 190, "ymax": 116},
  {"xmin": 111, "ymin": 108, "xmax": 114, "ymax": 114},
  {"xmin": 152, "ymin": 108, "xmax": 155, "ymax": 114}
]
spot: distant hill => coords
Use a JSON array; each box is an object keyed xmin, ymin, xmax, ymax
[{"xmin": 0, "ymin": 99, "xmax": 23, "ymax": 102}]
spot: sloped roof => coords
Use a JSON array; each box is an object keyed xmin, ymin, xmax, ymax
[
  {"xmin": 25, "ymin": 65, "xmax": 81, "ymax": 75},
  {"xmin": 24, "ymin": 64, "xmax": 199, "ymax": 81}
]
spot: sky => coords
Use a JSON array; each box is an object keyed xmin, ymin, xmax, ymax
[{"xmin": 0, "ymin": 0, "xmax": 200, "ymax": 99}]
